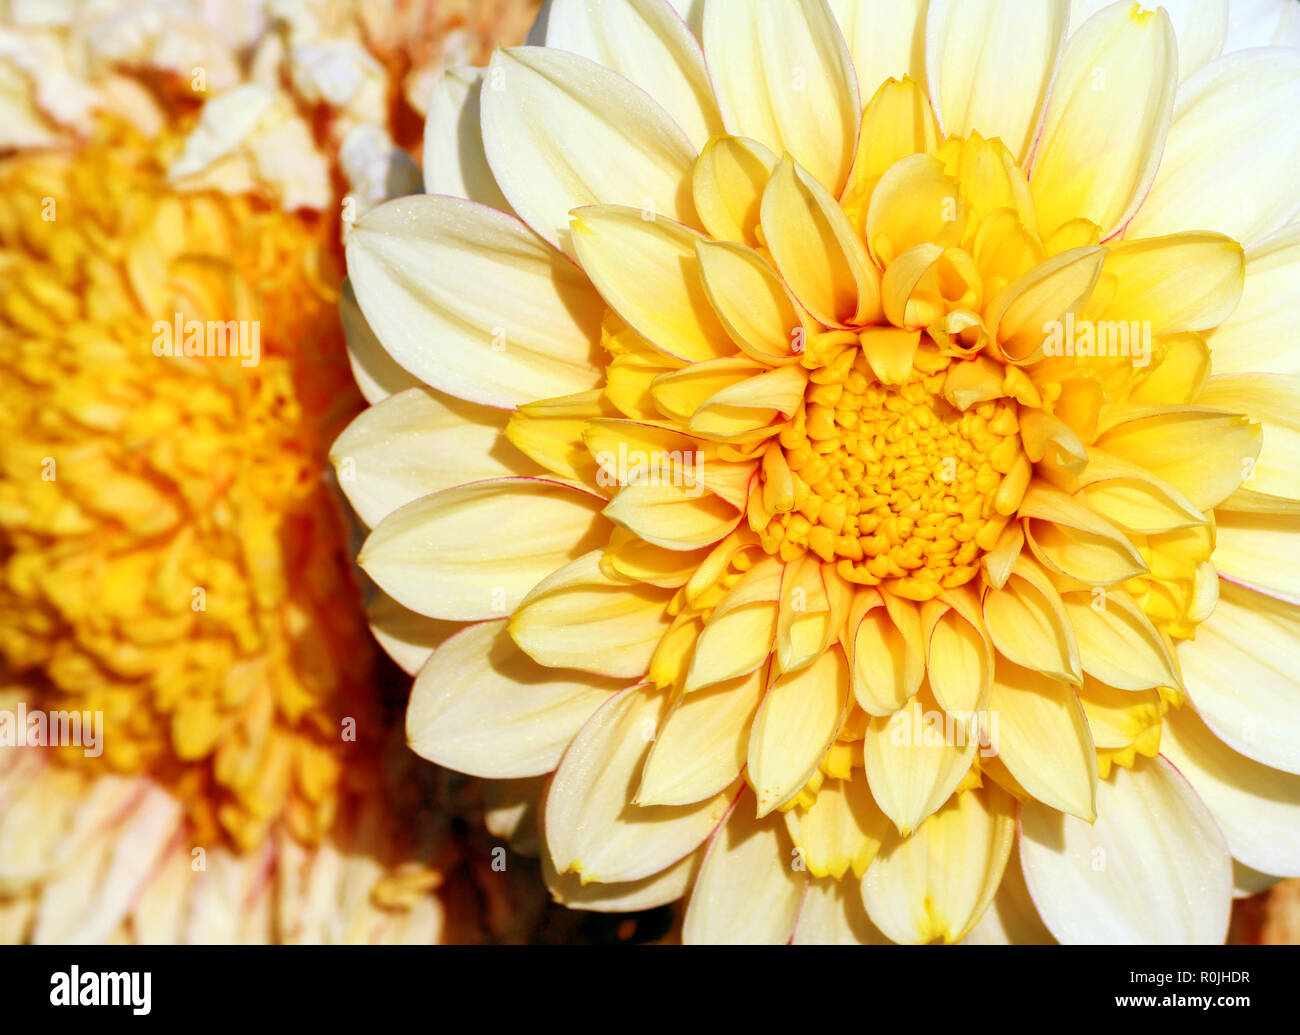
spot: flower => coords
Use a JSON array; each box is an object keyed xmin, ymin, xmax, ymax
[
  {"xmin": 0, "ymin": 0, "xmax": 547, "ymax": 943},
  {"xmin": 340, "ymin": 0, "xmax": 1300, "ymax": 944}
]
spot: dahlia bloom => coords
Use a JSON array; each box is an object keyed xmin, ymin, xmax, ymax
[
  {"xmin": 0, "ymin": 0, "xmax": 544, "ymax": 943},
  {"xmin": 340, "ymin": 0, "xmax": 1300, "ymax": 944}
]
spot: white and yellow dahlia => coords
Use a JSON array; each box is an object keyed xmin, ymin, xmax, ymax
[{"xmin": 338, "ymin": 0, "xmax": 1300, "ymax": 944}]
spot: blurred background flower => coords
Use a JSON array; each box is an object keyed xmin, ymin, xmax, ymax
[{"xmin": 0, "ymin": 0, "xmax": 583, "ymax": 944}]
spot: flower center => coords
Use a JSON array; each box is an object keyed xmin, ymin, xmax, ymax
[{"xmin": 750, "ymin": 343, "xmax": 1023, "ymax": 601}]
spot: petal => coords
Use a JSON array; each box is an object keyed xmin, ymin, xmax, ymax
[
  {"xmin": 480, "ymin": 46, "xmax": 698, "ymax": 255},
  {"xmin": 1125, "ymin": 49, "xmax": 1300, "ymax": 246},
  {"xmin": 1096, "ymin": 408, "xmax": 1260, "ymax": 511},
  {"xmin": 989, "ymin": 660, "xmax": 1098, "ymax": 821},
  {"xmin": 510, "ymin": 551, "xmax": 675, "ymax": 679},
  {"xmin": 982, "ymin": 557, "xmax": 1081, "ymax": 684},
  {"xmin": 686, "ymin": 557, "xmax": 781, "ymax": 689},
  {"xmin": 682, "ymin": 793, "xmax": 806, "ymax": 944},
  {"xmin": 359, "ymin": 477, "xmax": 606, "ymax": 621},
  {"xmin": 545, "ymin": 686, "xmax": 736, "ymax": 884},
  {"xmin": 961, "ymin": 842, "xmax": 1056, "ymax": 945},
  {"xmin": 1163, "ymin": 707, "xmax": 1300, "ymax": 878},
  {"xmin": 1029, "ymin": 3, "xmax": 1177, "ymax": 238},
  {"xmin": 1179, "ymin": 581, "xmax": 1300, "ymax": 774},
  {"xmin": 346, "ymin": 195, "xmax": 604, "ymax": 409},
  {"xmin": 1089, "ymin": 232, "xmax": 1244, "ymax": 335},
  {"xmin": 691, "ymin": 134, "xmax": 779, "ymax": 247},
  {"xmin": 863, "ymin": 693, "xmax": 978, "ymax": 836},
  {"xmin": 696, "ymin": 238, "xmax": 807, "ymax": 365},
  {"xmin": 761, "ymin": 156, "xmax": 881, "ymax": 327},
  {"xmin": 638, "ymin": 668, "xmax": 765, "ymax": 806},
  {"xmin": 787, "ymin": 776, "xmax": 889, "ymax": 879},
  {"xmin": 1059, "ymin": 588, "xmax": 1181, "ymax": 691},
  {"xmin": 543, "ymin": 843, "xmax": 700, "ymax": 912},
  {"xmin": 923, "ymin": 590, "xmax": 993, "ymax": 716},
  {"xmin": 340, "ymin": 279, "xmax": 420, "ymax": 406},
  {"xmin": 1019, "ymin": 482, "xmax": 1149, "ymax": 585},
  {"xmin": 702, "ymin": 0, "xmax": 860, "ymax": 194},
  {"xmin": 1069, "ymin": 0, "xmax": 1227, "ymax": 82},
  {"xmin": 603, "ymin": 483, "xmax": 742, "ymax": 551},
  {"xmin": 850, "ymin": 591, "xmax": 925, "ymax": 715},
  {"xmin": 827, "ymin": 0, "xmax": 928, "ymax": 99},
  {"xmin": 984, "ymin": 246, "xmax": 1106, "ymax": 362},
  {"xmin": 407, "ymin": 620, "xmax": 617, "ymax": 778},
  {"xmin": 926, "ymin": 0, "xmax": 1069, "ymax": 164},
  {"xmin": 366, "ymin": 593, "xmax": 458, "ymax": 676},
  {"xmin": 748, "ymin": 647, "xmax": 850, "ymax": 816},
  {"xmin": 544, "ymin": 0, "xmax": 724, "ymax": 149},
  {"xmin": 332, "ymin": 387, "xmax": 532, "ymax": 528},
  {"xmin": 1198, "ymin": 373, "xmax": 1300, "ymax": 509},
  {"xmin": 1214, "ymin": 511, "xmax": 1300, "ymax": 605},
  {"xmin": 792, "ymin": 876, "xmax": 889, "ymax": 944},
  {"xmin": 571, "ymin": 206, "xmax": 732, "ymax": 363},
  {"xmin": 1210, "ymin": 225, "xmax": 1300, "ymax": 375},
  {"xmin": 861, "ymin": 785, "xmax": 1016, "ymax": 945},
  {"xmin": 421, "ymin": 67, "xmax": 511, "ymax": 211},
  {"xmin": 1020, "ymin": 756, "xmax": 1232, "ymax": 943}
]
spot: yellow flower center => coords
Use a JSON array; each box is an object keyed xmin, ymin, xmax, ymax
[{"xmin": 751, "ymin": 342, "xmax": 1023, "ymax": 600}]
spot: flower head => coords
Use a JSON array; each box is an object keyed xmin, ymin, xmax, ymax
[{"xmin": 343, "ymin": 0, "xmax": 1300, "ymax": 943}]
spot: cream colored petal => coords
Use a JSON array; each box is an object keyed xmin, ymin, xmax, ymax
[
  {"xmin": 827, "ymin": 0, "xmax": 928, "ymax": 98},
  {"xmin": 926, "ymin": 0, "xmax": 1069, "ymax": 164},
  {"xmin": 1214, "ymin": 511, "xmax": 1300, "ymax": 605},
  {"xmin": 1199, "ymin": 373, "xmax": 1300, "ymax": 509},
  {"xmin": 702, "ymin": 0, "xmax": 860, "ymax": 194},
  {"xmin": 545, "ymin": 0, "xmax": 724, "ymax": 149},
  {"xmin": 1029, "ymin": 3, "xmax": 1177, "ymax": 238},
  {"xmin": 861, "ymin": 785, "xmax": 1016, "ymax": 945},
  {"xmin": 340, "ymin": 278, "xmax": 421, "ymax": 406},
  {"xmin": 332, "ymin": 387, "xmax": 535, "ymax": 529},
  {"xmin": 638, "ymin": 668, "xmax": 765, "ymax": 806},
  {"xmin": 407, "ymin": 620, "xmax": 616, "ymax": 778},
  {"xmin": 1210, "ymin": 225, "xmax": 1300, "ymax": 375},
  {"xmin": 961, "ymin": 842, "xmax": 1056, "ymax": 945},
  {"xmin": 345, "ymin": 195, "xmax": 604, "ymax": 409},
  {"xmin": 1069, "ymin": 0, "xmax": 1227, "ymax": 82},
  {"xmin": 545, "ymin": 686, "xmax": 736, "ymax": 884},
  {"xmin": 1020, "ymin": 756, "xmax": 1232, "ymax": 943},
  {"xmin": 1163, "ymin": 707, "xmax": 1300, "ymax": 878},
  {"xmin": 422, "ymin": 67, "xmax": 511, "ymax": 211},
  {"xmin": 1179, "ymin": 581, "xmax": 1300, "ymax": 774},
  {"xmin": 748, "ymin": 648, "xmax": 850, "ymax": 816},
  {"xmin": 360, "ymin": 478, "xmax": 606, "ymax": 621},
  {"xmin": 792, "ymin": 876, "xmax": 890, "ymax": 944},
  {"xmin": 1125, "ymin": 49, "xmax": 1300, "ymax": 246},
  {"xmin": 366, "ymin": 592, "xmax": 458, "ymax": 676},
  {"xmin": 572, "ymin": 205, "xmax": 731, "ymax": 363},
  {"xmin": 480, "ymin": 46, "xmax": 698, "ymax": 255},
  {"xmin": 543, "ymin": 843, "xmax": 700, "ymax": 912},
  {"xmin": 682, "ymin": 794, "xmax": 806, "ymax": 944},
  {"xmin": 864, "ymin": 695, "xmax": 977, "ymax": 837},
  {"xmin": 989, "ymin": 660, "xmax": 1097, "ymax": 821},
  {"xmin": 509, "ymin": 551, "xmax": 674, "ymax": 680}
]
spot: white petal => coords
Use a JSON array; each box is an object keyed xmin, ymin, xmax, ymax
[
  {"xmin": 1070, "ymin": 0, "xmax": 1227, "ymax": 81},
  {"xmin": 1125, "ymin": 48, "xmax": 1300, "ymax": 246},
  {"xmin": 702, "ymin": 0, "xmax": 860, "ymax": 194},
  {"xmin": 366, "ymin": 592, "xmax": 458, "ymax": 676},
  {"xmin": 926, "ymin": 0, "xmax": 1069, "ymax": 163},
  {"xmin": 827, "ymin": 0, "xmax": 928, "ymax": 98},
  {"xmin": 545, "ymin": 0, "xmax": 724, "ymax": 149},
  {"xmin": 346, "ymin": 195, "xmax": 604, "ymax": 409},
  {"xmin": 792, "ymin": 877, "xmax": 890, "ymax": 944},
  {"xmin": 682, "ymin": 794, "xmax": 806, "ymax": 944},
  {"xmin": 480, "ymin": 46, "xmax": 698, "ymax": 255},
  {"xmin": 1210, "ymin": 224, "xmax": 1300, "ymax": 375},
  {"xmin": 359, "ymin": 477, "xmax": 605, "ymax": 621},
  {"xmin": 1179, "ymin": 581, "xmax": 1300, "ymax": 774},
  {"xmin": 340, "ymin": 278, "xmax": 419, "ymax": 405},
  {"xmin": 546, "ymin": 687, "xmax": 736, "ymax": 884},
  {"xmin": 1163, "ymin": 706, "xmax": 1300, "ymax": 878},
  {"xmin": 407, "ymin": 620, "xmax": 616, "ymax": 778},
  {"xmin": 422, "ymin": 67, "xmax": 511, "ymax": 211},
  {"xmin": 1020, "ymin": 756, "xmax": 1232, "ymax": 944},
  {"xmin": 331, "ymin": 387, "xmax": 533, "ymax": 529}
]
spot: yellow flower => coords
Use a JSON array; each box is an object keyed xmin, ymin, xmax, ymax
[
  {"xmin": 341, "ymin": 0, "xmax": 1300, "ymax": 944},
  {"xmin": 0, "ymin": 0, "xmax": 547, "ymax": 944}
]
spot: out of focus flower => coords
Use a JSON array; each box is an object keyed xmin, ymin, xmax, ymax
[
  {"xmin": 340, "ymin": 0, "xmax": 1300, "ymax": 944},
  {"xmin": 0, "ymin": 0, "xmax": 545, "ymax": 943}
]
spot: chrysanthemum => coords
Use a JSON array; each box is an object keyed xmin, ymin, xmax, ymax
[
  {"xmin": 0, "ymin": 0, "xmax": 546, "ymax": 944},
  {"xmin": 340, "ymin": 0, "xmax": 1300, "ymax": 944}
]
